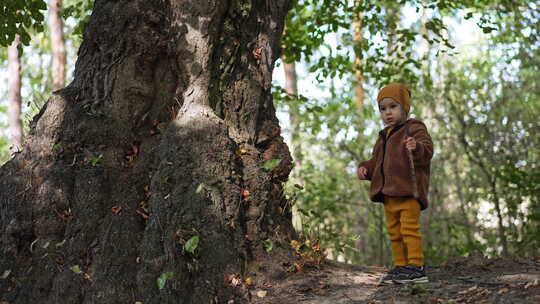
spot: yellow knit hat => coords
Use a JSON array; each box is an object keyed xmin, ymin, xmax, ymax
[{"xmin": 377, "ymin": 83, "xmax": 412, "ymax": 114}]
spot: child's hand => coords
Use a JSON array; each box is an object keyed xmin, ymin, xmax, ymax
[
  {"xmin": 405, "ymin": 137, "xmax": 416, "ymax": 151},
  {"xmin": 357, "ymin": 166, "xmax": 368, "ymax": 180}
]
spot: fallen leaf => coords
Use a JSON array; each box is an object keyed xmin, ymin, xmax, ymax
[
  {"xmin": 231, "ymin": 277, "xmax": 242, "ymax": 286},
  {"xmin": 290, "ymin": 240, "xmax": 300, "ymax": 250},
  {"xmin": 111, "ymin": 205, "xmax": 123, "ymax": 214},
  {"xmin": 525, "ymin": 279, "xmax": 539, "ymax": 289},
  {"xmin": 497, "ymin": 288, "xmax": 509, "ymax": 294},
  {"xmin": 458, "ymin": 285, "xmax": 478, "ymax": 294},
  {"xmin": 256, "ymin": 290, "xmax": 267, "ymax": 298},
  {"xmin": 245, "ymin": 277, "xmax": 254, "ymax": 286}
]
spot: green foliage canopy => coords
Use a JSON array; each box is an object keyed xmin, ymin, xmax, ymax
[{"xmin": 1, "ymin": 0, "xmax": 47, "ymax": 46}]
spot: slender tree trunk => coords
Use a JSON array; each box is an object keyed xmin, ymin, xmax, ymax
[
  {"xmin": 490, "ymin": 179, "xmax": 509, "ymax": 256},
  {"xmin": 7, "ymin": 34, "xmax": 23, "ymax": 151},
  {"xmin": 377, "ymin": 207, "xmax": 385, "ymax": 266},
  {"xmin": 452, "ymin": 160, "xmax": 475, "ymax": 247},
  {"xmin": 385, "ymin": 5, "xmax": 399, "ymax": 56},
  {"xmin": 282, "ymin": 61, "xmax": 302, "ymax": 167},
  {"xmin": 0, "ymin": 1, "xmax": 294, "ymax": 303},
  {"xmin": 352, "ymin": 0, "xmax": 369, "ymax": 261},
  {"xmin": 352, "ymin": 2, "xmax": 364, "ymax": 114},
  {"xmin": 48, "ymin": 0, "xmax": 66, "ymax": 89}
]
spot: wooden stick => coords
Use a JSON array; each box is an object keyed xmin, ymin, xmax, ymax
[{"xmin": 405, "ymin": 124, "xmax": 419, "ymax": 199}]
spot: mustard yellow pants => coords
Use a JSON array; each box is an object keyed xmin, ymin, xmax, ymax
[{"xmin": 384, "ymin": 197, "xmax": 424, "ymax": 267}]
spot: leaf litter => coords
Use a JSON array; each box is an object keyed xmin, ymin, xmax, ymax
[{"xmin": 247, "ymin": 256, "xmax": 540, "ymax": 304}]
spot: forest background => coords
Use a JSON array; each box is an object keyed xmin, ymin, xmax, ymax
[{"xmin": 1, "ymin": 0, "xmax": 539, "ymax": 268}]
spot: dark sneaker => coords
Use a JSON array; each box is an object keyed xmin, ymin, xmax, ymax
[
  {"xmin": 392, "ymin": 265, "xmax": 429, "ymax": 284},
  {"xmin": 379, "ymin": 266, "xmax": 405, "ymax": 285}
]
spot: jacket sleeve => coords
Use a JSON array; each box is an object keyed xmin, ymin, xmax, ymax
[
  {"xmin": 359, "ymin": 158, "xmax": 375, "ymax": 180},
  {"xmin": 409, "ymin": 122, "xmax": 433, "ymax": 167},
  {"xmin": 358, "ymin": 138, "xmax": 380, "ymax": 180}
]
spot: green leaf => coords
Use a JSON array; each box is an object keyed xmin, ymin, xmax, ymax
[
  {"xmin": 91, "ymin": 154, "xmax": 103, "ymax": 166},
  {"xmin": 157, "ymin": 271, "xmax": 174, "ymax": 290},
  {"xmin": 184, "ymin": 235, "xmax": 199, "ymax": 254},
  {"xmin": 263, "ymin": 158, "xmax": 282, "ymax": 170},
  {"xmin": 55, "ymin": 240, "xmax": 66, "ymax": 248},
  {"xmin": 262, "ymin": 239, "xmax": 273, "ymax": 253},
  {"xmin": 312, "ymin": 106, "xmax": 324, "ymax": 112},
  {"xmin": 70, "ymin": 265, "xmax": 82, "ymax": 274}
]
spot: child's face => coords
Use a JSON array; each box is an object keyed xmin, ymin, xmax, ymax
[{"xmin": 379, "ymin": 98, "xmax": 404, "ymax": 126}]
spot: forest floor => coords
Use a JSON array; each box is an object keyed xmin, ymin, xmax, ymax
[{"xmin": 245, "ymin": 255, "xmax": 540, "ymax": 303}]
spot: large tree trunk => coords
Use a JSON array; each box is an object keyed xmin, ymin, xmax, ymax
[
  {"xmin": 7, "ymin": 34, "xmax": 23, "ymax": 151},
  {"xmin": 48, "ymin": 0, "xmax": 66, "ymax": 90},
  {"xmin": 0, "ymin": 1, "xmax": 294, "ymax": 303}
]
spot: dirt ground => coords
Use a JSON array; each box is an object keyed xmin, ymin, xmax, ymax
[{"xmin": 246, "ymin": 255, "xmax": 540, "ymax": 303}]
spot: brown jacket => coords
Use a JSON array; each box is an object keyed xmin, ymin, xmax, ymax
[{"xmin": 359, "ymin": 119, "xmax": 433, "ymax": 210}]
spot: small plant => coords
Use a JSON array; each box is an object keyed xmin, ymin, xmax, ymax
[
  {"xmin": 262, "ymin": 239, "xmax": 273, "ymax": 253},
  {"xmin": 157, "ymin": 271, "xmax": 174, "ymax": 290},
  {"xmin": 184, "ymin": 235, "xmax": 199, "ymax": 254},
  {"xmin": 90, "ymin": 154, "xmax": 103, "ymax": 166},
  {"xmin": 263, "ymin": 158, "xmax": 281, "ymax": 170},
  {"xmin": 290, "ymin": 238, "xmax": 326, "ymax": 269}
]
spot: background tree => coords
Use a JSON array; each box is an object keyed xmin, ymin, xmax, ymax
[
  {"xmin": 48, "ymin": 0, "xmax": 66, "ymax": 89},
  {"xmin": 7, "ymin": 35, "xmax": 23, "ymax": 151}
]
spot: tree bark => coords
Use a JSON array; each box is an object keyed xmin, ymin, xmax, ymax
[
  {"xmin": 0, "ymin": 1, "xmax": 294, "ymax": 303},
  {"xmin": 7, "ymin": 34, "xmax": 23, "ymax": 151},
  {"xmin": 48, "ymin": 0, "xmax": 66, "ymax": 90}
]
